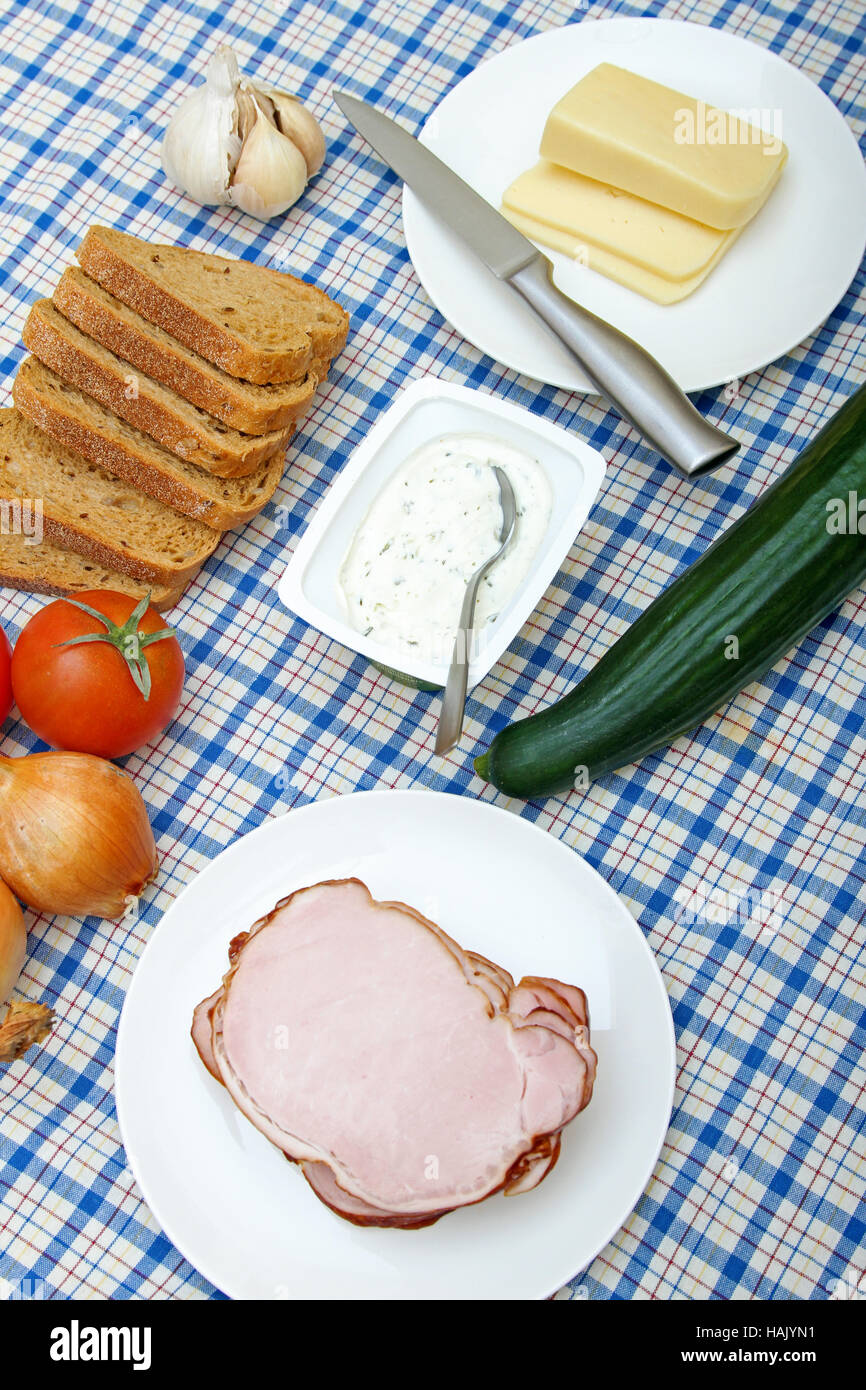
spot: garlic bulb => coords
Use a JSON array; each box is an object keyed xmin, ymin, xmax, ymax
[
  {"xmin": 0, "ymin": 753, "xmax": 159, "ymax": 920},
  {"xmin": 161, "ymin": 46, "xmax": 326, "ymax": 220}
]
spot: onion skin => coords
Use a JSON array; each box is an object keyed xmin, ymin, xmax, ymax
[
  {"xmin": 0, "ymin": 878, "xmax": 25, "ymax": 1004},
  {"xmin": 0, "ymin": 1000, "xmax": 54, "ymax": 1063},
  {"xmin": 0, "ymin": 626, "xmax": 12, "ymax": 725},
  {"xmin": 0, "ymin": 753, "xmax": 159, "ymax": 919}
]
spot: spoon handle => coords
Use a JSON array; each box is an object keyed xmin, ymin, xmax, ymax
[{"xmin": 435, "ymin": 571, "xmax": 485, "ymax": 755}]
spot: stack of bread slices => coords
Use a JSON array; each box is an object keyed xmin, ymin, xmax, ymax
[{"xmin": 0, "ymin": 226, "xmax": 349, "ymax": 608}]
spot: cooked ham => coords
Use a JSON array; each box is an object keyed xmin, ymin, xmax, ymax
[
  {"xmin": 190, "ymin": 987, "xmax": 221, "ymax": 1080},
  {"xmin": 192, "ymin": 879, "xmax": 597, "ymax": 1227},
  {"xmin": 300, "ymin": 1160, "xmax": 452, "ymax": 1229}
]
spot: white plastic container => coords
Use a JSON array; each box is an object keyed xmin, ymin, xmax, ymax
[{"xmin": 278, "ymin": 377, "xmax": 606, "ymax": 689}]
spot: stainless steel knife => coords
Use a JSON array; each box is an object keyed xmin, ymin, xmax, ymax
[{"xmin": 333, "ymin": 90, "xmax": 739, "ymax": 478}]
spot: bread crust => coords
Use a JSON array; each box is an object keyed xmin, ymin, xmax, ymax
[
  {"xmin": 13, "ymin": 362, "xmax": 287, "ymax": 530},
  {"xmin": 78, "ymin": 227, "xmax": 349, "ymax": 384},
  {"xmin": 0, "ymin": 409, "xmax": 218, "ymax": 586},
  {"xmin": 24, "ymin": 300, "xmax": 291, "ymax": 477},
  {"xmin": 0, "ymin": 482, "xmax": 192, "ymax": 607},
  {"xmin": 0, "ymin": 564, "xmax": 187, "ymax": 609},
  {"xmin": 54, "ymin": 269, "xmax": 320, "ymax": 434},
  {"xmin": 34, "ymin": 513, "xmax": 212, "ymax": 586}
]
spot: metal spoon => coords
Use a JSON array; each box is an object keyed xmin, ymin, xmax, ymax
[{"xmin": 435, "ymin": 466, "xmax": 517, "ymax": 755}]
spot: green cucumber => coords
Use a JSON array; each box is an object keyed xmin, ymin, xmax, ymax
[{"xmin": 475, "ymin": 383, "xmax": 866, "ymax": 800}]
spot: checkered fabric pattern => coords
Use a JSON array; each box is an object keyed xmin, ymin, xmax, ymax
[{"xmin": 0, "ymin": 0, "xmax": 863, "ymax": 1302}]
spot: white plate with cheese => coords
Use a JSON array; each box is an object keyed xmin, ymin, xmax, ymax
[
  {"xmin": 278, "ymin": 377, "xmax": 605, "ymax": 689},
  {"xmin": 402, "ymin": 17, "xmax": 866, "ymax": 393}
]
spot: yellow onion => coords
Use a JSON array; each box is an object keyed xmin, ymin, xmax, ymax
[
  {"xmin": 0, "ymin": 753, "xmax": 159, "ymax": 919},
  {"xmin": 0, "ymin": 877, "xmax": 25, "ymax": 1004}
]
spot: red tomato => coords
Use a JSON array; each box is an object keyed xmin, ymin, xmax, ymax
[
  {"xmin": 0, "ymin": 625, "xmax": 11, "ymax": 725},
  {"xmin": 11, "ymin": 591, "xmax": 185, "ymax": 758}
]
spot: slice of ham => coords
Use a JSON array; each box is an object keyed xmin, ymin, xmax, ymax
[
  {"xmin": 299, "ymin": 1160, "xmax": 452, "ymax": 1229},
  {"xmin": 191, "ymin": 988, "xmax": 221, "ymax": 1080},
  {"xmin": 192, "ymin": 879, "xmax": 597, "ymax": 1227}
]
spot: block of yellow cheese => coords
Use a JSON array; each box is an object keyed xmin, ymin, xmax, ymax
[
  {"xmin": 540, "ymin": 63, "xmax": 787, "ymax": 230},
  {"xmin": 501, "ymin": 161, "xmax": 741, "ymax": 304}
]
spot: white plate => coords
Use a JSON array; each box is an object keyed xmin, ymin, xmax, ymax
[
  {"xmin": 402, "ymin": 17, "xmax": 866, "ymax": 393},
  {"xmin": 115, "ymin": 790, "xmax": 675, "ymax": 1301},
  {"xmin": 278, "ymin": 377, "xmax": 605, "ymax": 689}
]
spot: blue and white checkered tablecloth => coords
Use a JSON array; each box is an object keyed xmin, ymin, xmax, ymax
[{"xmin": 0, "ymin": 0, "xmax": 863, "ymax": 1302}]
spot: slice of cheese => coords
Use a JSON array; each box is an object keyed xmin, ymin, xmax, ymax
[
  {"xmin": 501, "ymin": 161, "xmax": 741, "ymax": 304},
  {"xmin": 503, "ymin": 161, "xmax": 733, "ymax": 280},
  {"xmin": 540, "ymin": 63, "xmax": 787, "ymax": 231},
  {"xmin": 503, "ymin": 208, "xmax": 738, "ymax": 305}
]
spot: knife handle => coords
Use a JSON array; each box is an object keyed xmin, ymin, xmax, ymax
[{"xmin": 509, "ymin": 258, "xmax": 738, "ymax": 478}]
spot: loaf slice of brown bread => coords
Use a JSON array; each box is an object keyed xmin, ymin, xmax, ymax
[
  {"xmin": 24, "ymin": 299, "xmax": 292, "ymax": 477},
  {"xmin": 0, "ymin": 409, "xmax": 219, "ymax": 586},
  {"xmin": 13, "ymin": 358, "xmax": 287, "ymax": 530},
  {"xmin": 78, "ymin": 226, "xmax": 350, "ymax": 384},
  {"xmin": 54, "ymin": 268, "xmax": 322, "ymax": 435},
  {"xmin": 0, "ymin": 525, "xmax": 192, "ymax": 609}
]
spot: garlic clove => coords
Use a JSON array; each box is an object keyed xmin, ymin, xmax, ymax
[
  {"xmin": 264, "ymin": 90, "xmax": 326, "ymax": 177},
  {"xmin": 229, "ymin": 101, "xmax": 309, "ymax": 219},
  {"xmin": 245, "ymin": 84, "xmax": 275, "ymax": 126},
  {"xmin": 161, "ymin": 45, "xmax": 242, "ymax": 206},
  {"xmin": 234, "ymin": 84, "xmax": 262, "ymax": 145}
]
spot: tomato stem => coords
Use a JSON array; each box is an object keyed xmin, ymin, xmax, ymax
[{"xmin": 54, "ymin": 595, "xmax": 176, "ymax": 701}]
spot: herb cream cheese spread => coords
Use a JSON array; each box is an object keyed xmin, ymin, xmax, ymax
[{"xmin": 339, "ymin": 433, "xmax": 552, "ymax": 665}]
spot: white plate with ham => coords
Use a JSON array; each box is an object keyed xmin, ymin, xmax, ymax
[{"xmin": 115, "ymin": 790, "xmax": 675, "ymax": 1300}]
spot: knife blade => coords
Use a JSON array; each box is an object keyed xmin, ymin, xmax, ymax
[
  {"xmin": 333, "ymin": 90, "xmax": 739, "ymax": 479},
  {"xmin": 335, "ymin": 92, "xmax": 538, "ymax": 281}
]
